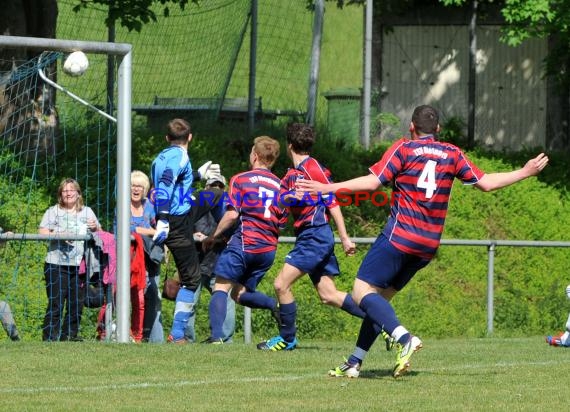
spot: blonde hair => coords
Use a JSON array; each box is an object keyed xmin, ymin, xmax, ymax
[
  {"xmin": 253, "ymin": 136, "xmax": 280, "ymax": 168},
  {"xmin": 131, "ymin": 170, "xmax": 151, "ymax": 197},
  {"xmin": 57, "ymin": 178, "xmax": 84, "ymax": 211}
]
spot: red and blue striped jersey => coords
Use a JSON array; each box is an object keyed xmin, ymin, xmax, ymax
[
  {"xmin": 370, "ymin": 136, "xmax": 485, "ymax": 258},
  {"xmin": 226, "ymin": 168, "xmax": 284, "ymax": 254},
  {"xmin": 280, "ymin": 157, "xmax": 338, "ymax": 233}
]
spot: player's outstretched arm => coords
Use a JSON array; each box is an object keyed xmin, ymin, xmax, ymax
[
  {"xmin": 203, "ymin": 208, "xmax": 238, "ymax": 251},
  {"xmin": 475, "ymin": 153, "xmax": 549, "ymax": 192},
  {"xmin": 328, "ymin": 205, "xmax": 356, "ymax": 256},
  {"xmin": 297, "ymin": 173, "xmax": 380, "ymax": 195}
]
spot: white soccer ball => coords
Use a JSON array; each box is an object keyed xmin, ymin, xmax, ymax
[
  {"xmin": 63, "ymin": 51, "xmax": 89, "ymax": 77},
  {"xmin": 566, "ymin": 284, "xmax": 570, "ymax": 300}
]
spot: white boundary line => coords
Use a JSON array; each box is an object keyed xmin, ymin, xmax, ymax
[
  {"xmin": 1, "ymin": 358, "xmax": 570, "ymax": 395},
  {"xmin": 0, "ymin": 373, "xmax": 324, "ymax": 395}
]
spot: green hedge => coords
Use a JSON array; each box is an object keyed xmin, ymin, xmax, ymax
[
  {"xmin": 166, "ymin": 132, "xmax": 570, "ymax": 341},
  {"xmin": 3, "ymin": 126, "xmax": 570, "ymax": 341}
]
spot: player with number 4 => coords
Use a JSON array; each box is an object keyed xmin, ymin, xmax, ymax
[
  {"xmin": 297, "ymin": 105, "xmax": 549, "ymax": 378},
  {"xmin": 202, "ymin": 136, "xmax": 285, "ymax": 344}
]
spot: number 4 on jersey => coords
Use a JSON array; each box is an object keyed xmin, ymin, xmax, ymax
[{"xmin": 417, "ymin": 160, "xmax": 437, "ymax": 198}]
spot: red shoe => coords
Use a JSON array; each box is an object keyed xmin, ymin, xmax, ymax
[
  {"xmin": 545, "ymin": 332, "xmax": 564, "ymax": 346},
  {"xmin": 167, "ymin": 335, "xmax": 188, "ymax": 345}
]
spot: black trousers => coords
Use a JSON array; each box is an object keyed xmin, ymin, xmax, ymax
[
  {"xmin": 42, "ymin": 263, "xmax": 85, "ymax": 341},
  {"xmin": 164, "ymin": 187, "xmax": 225, "ymax": 290}
]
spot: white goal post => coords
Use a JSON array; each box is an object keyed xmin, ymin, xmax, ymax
[{"xmin": 0, "ymin": 35, "xmax": 133, "ymax": 343}]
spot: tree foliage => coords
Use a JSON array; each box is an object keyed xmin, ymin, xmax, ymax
[{"xmin": 72, "ymin": 0, "xmax": 199, "ymax": 32}]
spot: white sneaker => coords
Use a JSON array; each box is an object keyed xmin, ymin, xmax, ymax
[{"xmin": 328, "ymin": 360, "xmax": 361, "ymax": 378}]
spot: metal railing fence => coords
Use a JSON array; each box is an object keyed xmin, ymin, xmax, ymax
[
  {"xmin": 242, "ymin": 237, "xmax": 570, "ymax": 343},
  {"xmin": 3, "ymin": 233, "xmax": 570, "ymax": 343}
]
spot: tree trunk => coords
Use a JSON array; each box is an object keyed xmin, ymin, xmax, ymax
[{"xmin": 0, "ymin": 0, "xmax": 59, "ymax": 159}]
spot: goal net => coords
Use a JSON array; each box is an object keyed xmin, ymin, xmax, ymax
[
  {"xmin": 0, "ymin": 40, "xmax": 129, "ymax": 342},
  {"xmin": 56, "ymin": 0, "xmax": 313, "ymax": 125}
]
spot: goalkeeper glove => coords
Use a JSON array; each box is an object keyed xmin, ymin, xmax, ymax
[
  {"xmin": 197, "ymin": 161, "xmax": 222, "ymax": 181},
  {"xmin": 153, "ymin": 219, "xmax": 170, "ymax": 245}
]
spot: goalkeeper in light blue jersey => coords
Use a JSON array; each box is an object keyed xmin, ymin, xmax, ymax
[{"xmin": 150, "ymin": 118, "xmax": 222, "ymax": 343}]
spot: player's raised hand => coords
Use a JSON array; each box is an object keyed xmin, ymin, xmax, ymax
[
  {"xmin": 197, "ymin": 161, "xmax": 222, "ymax": 181},
  {"xmin": 204, "ymin": 163, "xmax": 222, "ymax": 180},
  {"xmin": 523, "ymin": 153, "xmax": 549, "ymax": 176},
  {"xmin": 197, "ymin": 161, "xmax": 212, "ymax": 180}
]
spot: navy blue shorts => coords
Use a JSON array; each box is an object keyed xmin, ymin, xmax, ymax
[
  {"xmin": 213, "ymin": 247, "xmax": 276, "ymax": 292},
  {"xmin": 357, "ymin": 234, "xmax": 430, "ymax": 290},
  {"xmin": 285, "ymin": 225, "xmax": 340, "ymax": 283}
]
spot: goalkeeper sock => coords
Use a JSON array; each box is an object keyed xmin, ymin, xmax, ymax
[{"xmin": 170, "ymin": 288, "xmax": 195, "ymax": 340}]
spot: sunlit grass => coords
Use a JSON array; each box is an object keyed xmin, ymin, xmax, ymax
[{"xmin": 0, "ymin": 336, "xmax": 567, "ymax": 411}]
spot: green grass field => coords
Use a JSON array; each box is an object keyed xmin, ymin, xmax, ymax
[
  {"xmin": 1, "ymin": 337, "xmax": 567, "ymax": 411},
  {"xmin": 5, "ymin": 4, "xmax": 568, "ymax": 411}
]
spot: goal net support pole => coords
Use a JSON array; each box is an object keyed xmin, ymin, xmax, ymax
[{"xmin": 38, "ymin": 64, "xmax": 117, "ymax": 123}]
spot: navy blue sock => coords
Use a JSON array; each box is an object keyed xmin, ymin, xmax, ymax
[
  {"xmin": 341, "ymin": 294, "xmax": 366, "ymax": 318},
  {"xmin": 347, "ymin": 316, "xmax": 384, "ymax": 366},
  {"xmin": 397, "ymin": 333, "xmax": 411, "ymax": 345},
  {"xmin": 208, "ymin": 290, "xmax": 227, "ymax": 339},
  {"xmin": 347, "ymin": 355, "xmax": 361, "ymax": 365},
  {"xmin": 359, "ymin": 293, "xmax": 400, "ymax": 335},
  {"xmin": 355, "ymin": 316, "xmax": 382, "ymax": 352},
  {"xmin": 238, "ymin": 291, "xmax": 276, "ymax": 310},
  {"xmin": 279, "ymin": 301, "xmax": 297, "ymax": 342}
]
